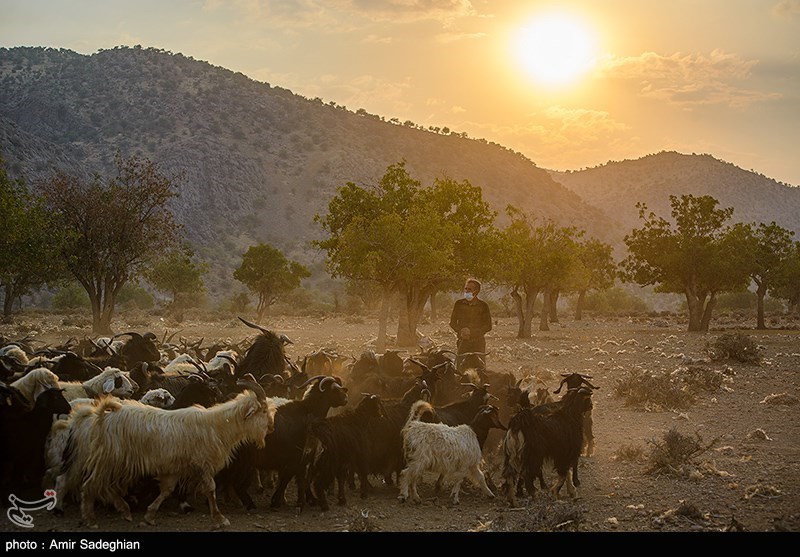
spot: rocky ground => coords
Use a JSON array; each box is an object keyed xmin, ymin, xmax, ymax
[{"xmin": 1, "ymin": 309, "xmax": 798, "ymax": 537}]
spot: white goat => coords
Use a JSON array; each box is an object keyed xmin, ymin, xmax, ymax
[
  {"xmin": 138, "ymin": 388, "xmax": 176, "ymax": 408},
  {"xmin": 58, "ymin": 366, "xmax": 138, "ymax": 402},
  {"xmin": 79, "ymin": 389, "xmax": 275, "ymax": 528},
  {"xmin": 10, "ymin": 367, "xmax": 60, "ymax": 404},
  {"xmin": 398, "ymin": 400, "xmax": 504, "ymax": 505}
]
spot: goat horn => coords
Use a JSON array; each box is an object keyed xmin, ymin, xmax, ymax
[
  {"xmin": 319, "ymin": 376, "xmax": 336, "ymax": 391},
  {"xmin": 238, "ymin": 316, "xmax": 271, "ymax": 335},
  {"xmin": 297, "ymin": 374, "xmax": 326, "ymax": 388},
  {"xmin": 407, "ymin": 358, "xmax": 430, "ymax": 372},
  {"xmin": 236, "ymin": 376, "xmax": 267, "ymax": 402}
]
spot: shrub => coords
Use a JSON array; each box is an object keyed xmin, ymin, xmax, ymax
[
  {"xmin": 706, "ymin": 332, "xmax": 761, "ymax": 364},
  {"xmin": 645, "ymin": 428, "xmax": 716, "ymax": 477},
  {"xmin": 578, "ymin": 287, "xmax": 650, "ymax": 314},
  {"xmin": 117, "ymin": 283, "xmax": 155, "ymax": 310},
  {"xmin": 614, "ymin": 368, "xmax": 695, "ymax": 410},
  {"xmin": 52, "ymin": 283, "xmax": 90, "ymax": 310}
]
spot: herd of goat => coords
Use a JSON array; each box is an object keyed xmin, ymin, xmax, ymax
[{"xmin": 0, "ymin": 317, "xmax": 598, "ymax": 529}]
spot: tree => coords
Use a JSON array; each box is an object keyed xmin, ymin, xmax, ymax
[
  {"xmin": 233, "ymin": 243, "xmax": 310, "ymax": 321},
  {"xmin": 38, "ymin": 154, "xmax": 182, "ymax": 333},
  {"xmin": 144, "ymin": 244, "xmax": 209, "ymax": 310},
  {"xmin": 729, "ymin": 222, "xmax": 795, "ymax": 329},
  {"xmin": 772, "ymin": 241, "xmax": 800, "ymax": 316},
  {"xmin": 0, "ymin": 156, "xmax": 67, "ymax": 319},
  {"xmin": 571, "ymin": 237, "xmax": 617, "ymax": 320},
  {"xmin": 495, "ymin": 208, "xmax": 581, "ymax": 337},
  {"xmin": 621, "ymin": 194, "xmax": 750, "ymax": 332},
  {"xmin": 314, "ymin": 161, "xmax": 496, "ymax": 349}
]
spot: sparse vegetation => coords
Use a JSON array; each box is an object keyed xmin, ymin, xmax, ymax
[
  {"xmin": 644, "ymin": 428, "xmax": 717, "ymax": 477},
  {"xmin": 614, "ymin": 368, "xmax": 696, "ymax": 410},
  {"xmin": 706, "ymin": 332, "xmax": 762, "ymax": 364}
]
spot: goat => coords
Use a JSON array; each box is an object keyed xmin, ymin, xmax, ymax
[
  {"xmin": 0, "ymin": 387, "xmax": 72, "ymax": 501},
  {"xmin": 58, "ymin": 366, "xmax": 138, "ymax": 402},
  {"xmin": 77, "ymin": 383, "xmax": 275, "ymax": 528},
  {"xmin": 363, "ymin": 378, "xmax": 432, "ymax": 488},
  {"xmin": 501, "ymin": 387, "xmax": 594, "ymax": 506},
  {"xmin": 398, "ymin": 401, "xmax": 506, "ymax": 505},
  {"xmin": 299, "ymin": 393, "xmax": 386, "ymax": 511},
  {"xmin": 434, "ymin": 383, "xmax": 496, "ymax": 426},
  {"xmin": 235, "ymin": 317, "xmax": 292, "ymax": 380},
  {"xmin": 554, "ymin": 373, "xmax": 599, "ymax": 457},
  {"xmin": 10, "ymin": 367, "xmax": 61, "ymax": 404},
  {"xmin": 217, "ymin": 374, "xmax": 349, "ymax": 510},
  {"xmin": 138, "ymin": 388, "xmax": 175, "ymax": 409}
]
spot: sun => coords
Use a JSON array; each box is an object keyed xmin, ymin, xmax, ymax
[{"xmin": 514, "ymin": 12, "xmax": 598, "ymax": 88}]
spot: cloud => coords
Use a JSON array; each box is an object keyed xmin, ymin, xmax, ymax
[
  {"xmin": 363, "ymin": 34, "xmax": 393, "ymax": 44},
  {"xmin": 343, "ymin": 0, "xmax": 478, "ymax": 25},
  {"xmin": 435, "ymin": 31, "xmax": 486, "ymax": 43},
  {"xmin": 598, "ymin": 50, "xmax": 782, "ymax": 108},
  {"xmin": 772, "ymin": 0, "xmax": 800, "ymax": 18},
  {"xmin": 451, "ymin": 105, "xmax": 466, "ymax": 113}
]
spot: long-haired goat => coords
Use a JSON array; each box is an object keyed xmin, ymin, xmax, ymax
[
  {"xmin": 501, "ymin": 386, "xmax": 594, "ymax": 506},
  {"xmin": 78, "ymin": 385, "xmax": 275, "ymax": 529},
  {"xmin": 398, "ymin": 401, "xmax": 506, "ymax": 505}
]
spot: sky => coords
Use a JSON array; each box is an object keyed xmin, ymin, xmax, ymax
[{"xmin": 2, "ymin": 0, "xmax": 799, "ymax": 186}]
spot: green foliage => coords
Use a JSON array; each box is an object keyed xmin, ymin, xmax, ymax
[
  {"xmin": 314, "ymin": 161, "xmax": 497, "ymax": 344},
  {"xmin": 621, "ymin": 194, "xmax": 750, "ymax": 331},
  {"xmin": 233, "ymin": 243, "xmax": 311, "ymax": 319},
  {"xmin": 116, "ymin": 282, "xmax": 155, "ymax": 310},
  {"xmin": 706, "ymin": 332, "xmax": 762, "ymax": 364},
  {"xmin": 37, "ymin": 153, "xmax": 183, "ymax": 332},
  {"xmin": 144, "ymin": 244, "xmax": 209, "ymax": 306},
  {"xmin": 51, "ymin": 282, "xmax": 90, "ymax": 310},
  {"xmin": 0, "ymin": 154, "xmax": 68, "ymax": 316}
]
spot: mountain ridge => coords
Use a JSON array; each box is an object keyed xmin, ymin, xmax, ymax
[{"xmin": 1, "ymin": 46, "xmax": 797, "ymax": 299}]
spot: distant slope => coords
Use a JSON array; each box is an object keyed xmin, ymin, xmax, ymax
[
  {"xmin": 0, "ymin": 46, "xmax": 616, "ymax": 299},
  {"xmin": 549, "ymin": 151, "xmax": 800, "ymax": 240}
]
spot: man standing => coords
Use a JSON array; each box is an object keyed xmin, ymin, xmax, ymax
[{"xmin": 449, "ymin": 278, "xmax": 492, "ymax": 370}]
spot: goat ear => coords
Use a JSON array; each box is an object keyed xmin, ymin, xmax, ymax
[{"xmin": 103, "ymin": 378, "xmax": 115, "ymax": 393}]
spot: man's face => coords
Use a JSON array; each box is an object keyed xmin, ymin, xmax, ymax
[{"xmin": 464, "ymin": 282, "xmax": 479, "ymax": 298}]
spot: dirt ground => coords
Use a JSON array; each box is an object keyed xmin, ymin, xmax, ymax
[{"xmin": 1, "ymin": 309, "xmax": 799, "ymax": 536}]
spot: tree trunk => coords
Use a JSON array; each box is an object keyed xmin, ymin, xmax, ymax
[
  {"xmin": 539, "ymin": 287, "xmax": 550, "ymax": 331},
  {"xmin": 376, "ymin": 287, "xmax": 391, "ymax": 353},
  {"xmin": 574, "ymin": 290, "xmax": 586, "ymax": 321},
  {"xmin": 684, "ymin": 286, "xmax": 704, "ymax": 332},
  {"xmin": 512, "ymin": 286, "xmax": 537, "ymax": 338},
  {"xmin": 755, "ymin": 282, "xmax": 767, "ymax": 330},
  {"xmin": 548, "ymin": 289, "xmax": 559, "ymax": 323},
  {"xmin": 396, "ymin": 287, "xmax": 428, "ymax": 347},
  {"xmin": 429, "ymin": 290, "xmax": 438, "ymax": 322},
  {"xmin": 2, "ymin": 284, "xmax": 15, "ymax": 319},
  {"xmin": 700, "ymin": 291, "xmax": 717, "ymax": 332}
]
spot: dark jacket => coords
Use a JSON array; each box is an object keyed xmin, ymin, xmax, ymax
[{"xmin": 449, "ymin": 298, "xmax": 492, "ymax": 340}]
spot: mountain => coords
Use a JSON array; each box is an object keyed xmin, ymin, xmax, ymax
[
  {"xmin": 549, "ymin": 151, "xmax": 800, "ymax": 243},
  {"xmin": 1, "ymin": 46, "xmax": 798, "ymax": 302}
]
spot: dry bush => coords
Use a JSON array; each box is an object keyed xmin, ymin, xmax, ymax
[
  {"xmin": 645, "ymin": 428, "xmax": 717, "ymax": 476},
  {"xmin": 483, "ymin": 500, "xmax": 584, "ymax": 532},
  {"xmin": 612, "ymin": 444, "xmax": 647, "ymax": 463},
  {"xmin": 706, "ymin": 332, "xmax": 761, "ymax": 364},
  {"xmin": 614, "ymin": 368, "xmax": 695, "ymax": 410},
  {"xmin": 671, "ymin": 365, "xmax": 726, "ymax": 393}
]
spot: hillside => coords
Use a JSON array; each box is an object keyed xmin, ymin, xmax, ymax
[
  {"xmin": 550, "ymin": 151, "xmax": 800, "ymax": 241},
  {"xmin": 0, "ymin": 46, "xmax": 615, "ymax": 300},
  {"xmin": 1, "ymin": 46, "xmax": 798, "ymax": 303}
]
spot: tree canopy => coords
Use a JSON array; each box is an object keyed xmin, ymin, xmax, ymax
[
  {"xmin": 314, "ymin": 161, "xmax": 497, "ymax": 347},
  {"xmin": 38, "ymin": 154, "xmax": 182, "ymax": 333},
  {"xmin": 621, "ymin": 194, "xmax": 750, "ymax": 331},
  {"xmin": 144, "ymin": 243, "xmax": 209, "ymax": 311},
  {"xmin": 233, "ymin": 243, "xmax": 310, "ymax": 321},
  {"xmin": 0, "ymin": 155, "xmax": 67, "ymax": 319}
]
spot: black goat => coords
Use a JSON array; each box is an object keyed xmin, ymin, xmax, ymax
[
  {"xmin": 299, "ymin": 393, "xmax": 385, "ymax": 511},
  {"xmin": 364, "ymin": 378, "xmax": 432, "ymax": 488},
  {"xmin": 501, "ymin": 387, "xmax": 594, "ymax": 506},
  {"xmin": 235, "ymin": 317, "xmax": 292, "ymax": 380},
  {"xmin": 0, "ymin": 386, "xmax": 71, "ymax": 502},
  {"xmin": 434, "ymin": 383, "xmax": 496, "ymax": 427},
  {"xmin": 554, "ymin": 372, "xmax": 599, "ymax": 457},
  {"xmin": 217, "ymin": 374, "xmax": 349, "ymax": 510}
]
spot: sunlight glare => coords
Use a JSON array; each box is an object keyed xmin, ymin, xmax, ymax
[{"xmin": 515, "ymin": 12, "xmax": 598, "ymax": 88}]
